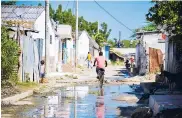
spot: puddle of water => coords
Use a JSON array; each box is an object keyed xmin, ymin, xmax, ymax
[{"xmin": 2, "ymin": 84, "xmax": 143, "ymax": 118}]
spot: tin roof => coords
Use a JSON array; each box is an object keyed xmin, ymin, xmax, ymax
[
  {"xmin": 136, "ymin": 30, "xmax": 161, "ymax": 35},
  {"xmin": 1, "ymin": 5, "xmax": 44, "ymax": 22}
]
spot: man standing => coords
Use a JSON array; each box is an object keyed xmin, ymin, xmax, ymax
[{"xmin": 86, "ymin": 52, "xmax": 92, "ymax": 69}]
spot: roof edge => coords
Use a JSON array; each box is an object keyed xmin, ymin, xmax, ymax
[{"xmin": 136, "ymin": 30, "xmax": 161, "ymax": 35}]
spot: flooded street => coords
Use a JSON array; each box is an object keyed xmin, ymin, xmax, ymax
[{"xmin": 2, "ymin": 84, "xmax": 144, "ymax": 118}]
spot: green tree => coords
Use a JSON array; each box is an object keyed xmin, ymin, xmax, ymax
[
  {"xmin": 107, "ymin": 40, "xmax": 115, "ymax": 48},
  {"xmin": 146, "ymin": 1, "xmax": 182, "ymax": 35},
  {"xmin": 1, "ymin": 26, "xmax": 19, "ymax": 83},
  {"xmin": 49, "ymin": 3, "xmax": 55, "ymax": 19},
  {"xmin": 93, "ymin": 33, "xmax": 105, "ymax": 47},
  {"xmin": 131, "ymin": 22, "xmax": 157, "ymax": 38},
  {"xmin": 79, "ymin": 16, "xmax": 89, "ymax": 31},
  {"xmin": 100, "ymin": 22, "xmax": 112, "ymax": 40},
  {"xmin": 122, "ymin": 40, "xmax": 137, "ymax": 48},
  {"xmin": 142, "ymin": 22, "xmax": 157, "ymax": 31},
  {"xmin": 54, "ymin": 4, "xmax": 63, "ymax": 23},
  {"xmin": 49, "ymin": 4, "xmax": 55, "ymax": 19},
  {"xmin": 38, "ymin": 3, "xmax": 42, "ymax": 6},
  {"xmin": 1, "ymin": 1, "xmax": 16, "ymax": 5},
  {"xmin": 53, "ymin": 4, "xmax": 112, "ymax": 46}
]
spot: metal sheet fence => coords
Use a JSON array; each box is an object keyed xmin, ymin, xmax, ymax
[{"xmin": 149, "ymin": 47, "xmax": 163, "ymax": 73}]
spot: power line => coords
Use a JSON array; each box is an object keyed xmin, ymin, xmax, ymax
[{"xmin": 94, "ymin": 0, "xmax": 134, "ymax": 33}]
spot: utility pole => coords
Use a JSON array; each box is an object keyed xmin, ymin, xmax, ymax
[
  {"xmin": 118, "ymin": 31, "xmax": 121, "ymax": 48},
  {"xmin": 74, "ymin": 0, "xmax": 78, "ymax": 117},
  {"xmin": 119, "ymin": 31, "xmax": 121, "ymax": 41},
  {"xmin": 45, "ymin": 0, "xmax": 49, "ymax": 76},
  {"xmin": 75, "ymin": 0, "xmax": 78, "ymax": 72}
]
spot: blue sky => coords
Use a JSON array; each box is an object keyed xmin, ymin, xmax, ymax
[{"xmin": 15, "ymin": 1, "xmax": 153, "ymax": 40}]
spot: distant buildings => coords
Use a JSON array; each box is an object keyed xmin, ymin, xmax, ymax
[{"xmin": 75, "ymin": 31, "xmax": 100, "ymax": 66}]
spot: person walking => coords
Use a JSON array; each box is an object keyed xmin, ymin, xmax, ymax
[{"xmin": 86, "ymin": 52, "xmax": 92, "ymax": 69}]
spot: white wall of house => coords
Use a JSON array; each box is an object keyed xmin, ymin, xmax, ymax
[
  {"xmin": 33, "ymin": 11, "xmax": 45, "ymax": 52},
  {"xmin": 66, "ymin": 39, "xmax": 74, "ymax": 64},
  {"xmin": 78, "ymin": 31, "xmax": 89, "ymax": 65},
  {"xmin": 93, "ymin": 49, "xmax": 99, "ymax": 58},
  {"xmin": 143, "ymin": 33, "xmax": 165, "ymax": 54},
  {"xmin": 48, "ymin": 23, "xmax": 56, "ymax": 72},
  {"xmin": 55, "ymin": 38, "xmax": 59, "ymax": 71},
  {"xmin": 32, "ymin": 11, "xmax": 58, "ymax": 72}
]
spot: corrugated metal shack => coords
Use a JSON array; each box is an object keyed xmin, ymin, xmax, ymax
[
  {"xmin": 165, "ymin": 35, "xmax": 182, "ymax": 73},
  {"xmin": 1, "ymin": 5, "xmax": 44, "ymax": 82},
  {"xmin": 135, "ymin": 31, "xmax": 166, "ymax": 75}
]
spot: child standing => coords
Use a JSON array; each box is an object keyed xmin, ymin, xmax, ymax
[{"xmin": 40, "ymin": 60, "xmax": 45, "ymax": 83}]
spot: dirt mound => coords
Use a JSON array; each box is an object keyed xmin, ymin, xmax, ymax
[{"xmin": 1, "ymin": 82, "xmax": 20, "ymax": 99}]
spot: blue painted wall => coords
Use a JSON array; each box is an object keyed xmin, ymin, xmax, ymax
[
  {"xmin": 105, "ymin": 45, "xmax": 110, "ymax": 60},
  {"xmin": 62, "ymin": 41, "xmax": 67, "ymax": 64}
]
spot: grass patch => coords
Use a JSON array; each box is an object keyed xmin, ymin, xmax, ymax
[
  {"xmin": 64, "ymin": 74, "xmax": 69, "ymax": 77},
  {"xmin": 56, "ymin": 77, "xmax": 64, "ymax": 80},
  {"xmin": 77, "ymin": 65, "xmax": 84, "ymax": 69},
  {"xmin": 64, "ymin": 74, "xmax": 78, "ymax": 79},
  {"xmin": 73, "ymin": 76, "xmax": 78, "ymax": 79},
  {"xmin": 16, "ymin": 82, "xmax": 39, "ymax": 90},
  {"xmin": 89, "ymin": 91, "xmax": 100, "ymax": 95}
]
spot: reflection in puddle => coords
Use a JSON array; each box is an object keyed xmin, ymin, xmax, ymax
[
  {"xmin": 4, "ymin": 85, "xmax": 141, "ymax": 118},
  {"xmin": 96, "ymin": 88, "xmax": 104, "ymax": 118}
]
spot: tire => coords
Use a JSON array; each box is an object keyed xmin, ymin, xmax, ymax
[{"xmin": 100, "ymin": 74, "xmax": 104, "ymax": 88}]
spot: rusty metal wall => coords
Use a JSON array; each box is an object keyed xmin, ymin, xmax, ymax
[
  {"xmin": 149, "ymin": 47, "xmax": 163, "ymax": 73},
  {"xmin": 165, "ymin": 35, "xmax": 182, "ymax": 73}
]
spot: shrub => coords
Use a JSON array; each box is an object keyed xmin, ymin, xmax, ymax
[{"xmin": 1, "ymin": 26, "xmax": 19, "ymax": 83}]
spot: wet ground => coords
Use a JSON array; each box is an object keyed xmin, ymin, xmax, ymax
[{"xmin": 2, "ymin": 84, "xmax": 145, "ymax": 118}]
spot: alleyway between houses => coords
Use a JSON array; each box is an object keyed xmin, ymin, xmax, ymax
[{"xmin": 1, "ymin": 65, "xmax": 154, "ymax": 118}]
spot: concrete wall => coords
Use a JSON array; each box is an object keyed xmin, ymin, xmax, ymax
[{"xmin": 136, "ymin": 44, "xmax": 147, "ymax": 75}]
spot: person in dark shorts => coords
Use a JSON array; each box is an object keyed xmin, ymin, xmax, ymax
[{"xmin": 40, "ymin": 60, "xmax": 45, "ymax": 83}]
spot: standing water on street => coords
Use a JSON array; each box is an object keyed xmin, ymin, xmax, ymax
[{"xmin": 2, "ymin": 84, "xmax": 144, "ymax": 118}]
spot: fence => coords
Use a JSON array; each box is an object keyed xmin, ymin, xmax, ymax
[
  {"xmin": 21, "ymin": 34, "xmax": 40, "ymax": 82},
  {"xmin": 149, "ymin": 47, "xmax": 163, "ymax": 73},
  {"xmin": 165, "ymin": 35, "xmax": 182, "ymax": 73}
]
